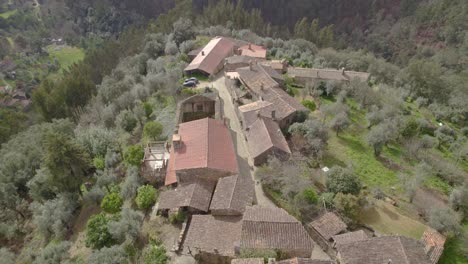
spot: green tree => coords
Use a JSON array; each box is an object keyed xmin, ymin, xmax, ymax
[
  {"xmin": 294, "ymin": 17, "xmax": 309, "ymax": 39},
  {"xmin": 135, "ymin": 185, "xmax": 157, "ymax": 210},
  {"xmin": 143, "ymin": 121, "xmax": 164, "ymax": 140},
  {"xmin": 143, "ymin": 243, "xmax": 169, "ymax": 264},
  {"xmin": 326, "ymin": 166, "xmax": 362, "ymax": 195},
  {"xmin": 101, "ymin": 192, "xmax": 123, "ymax": 214},
  {"xmin": 302, "ymin": 188, "xmax": 318, "ymax": 204},
  {"xmin": 33, "ymin": 241, "xmax": 71, "ymax": 264},
  {"xmin": 42, "ymin": 132, "xmax": 91, "ymax": 194},
  {"xmin": 330, "ymin": 112, "xmax": 350, "ymax": 136},
  {"xmin": 85, "ymin": 213, "xmax": 115, "ymax": 249},
  {"xmin": 124, "ymin": 145, "xmax": 144, "ymax": 167},
  {"xmin": 87, "ymin": 245, "xmax": 128, "ymax": 264},
  {"xmin": 334, "ymin": 193, "xmax": 361, "ymax": 222}
]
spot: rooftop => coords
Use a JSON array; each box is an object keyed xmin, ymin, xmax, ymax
[
  {"xmin": 183, "ymin": 215, "xmax": 242, "ymax": 256},
  {"xmin": 287, "ymin": 67, "xmax": 370, "ymax": 82},
  {"xmin": 245, "ymin": 116, "xmax": 291, "ymax": 158},
  {"xmin": 238, "ymin": 44, "xmax": 267, "ymax": 58},
  {"xmin": 210, "ymin": 174, "xmax": 255, "ymax": 215},
  {"xmin": 337, "ymin": 236, "xmax": 430, "ymax": 264},
  {"xmin": 165, "ymin": 118, "xmax": 238, "ymax": 185},
  {"xmin": 332, "ymin": 230, "xmax": 368, "ymax": 248},
  {"xmin": 309, "ymin": 212, "xmax": 347, "ymax": 240},
  {"xmin": 158, "ymin": 179, "xmax": 216, "ymax": 212},
  {"xmin": 276, "ymin": 258, "xmax": 335, "ymax": 264},
  {"xmin": 241, "ymin": 206, "xmax": 314, "ymax": 252},
  {"xmin": 231, "ymin": 259, "xmax": 264, "ymax": 264},
  {"xmin": 185, "ymin": 37, "xmax": 235, "ymax": 75}
]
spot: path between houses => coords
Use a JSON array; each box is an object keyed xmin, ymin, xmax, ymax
[
  {"xmin": 212, "ymin": 75, "xmax": 277, "ymax": 208},
  {"xmin": 212, "ymin": 75, "xmax": 331, "ymax": 260}
]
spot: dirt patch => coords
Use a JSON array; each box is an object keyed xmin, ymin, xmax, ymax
[
  {"xmin": 68, "ymin": 204, "xmax": 101, "ymax": 259},
  {"xmin": 376, "ymin": 156, "xmax": 401, "ymax": 171}
]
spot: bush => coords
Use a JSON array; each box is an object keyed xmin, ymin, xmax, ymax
[
  {"xmin": 301, "ymin": 99, "xmax": 316, "ymax": 111},
  {"xmin": 101, "ymin": 192, "xmax": 123, "ymax": 214},
  {"xmin": 143, "ymin": 243, "xmax": 169, "ymax": 264},
  {"xmin": 135, "ymin": 185, "xmax": 157, "ymax": 210},
  {"xmin": 93, "ymin": 156, "xmax": 105, "ymax": 170},
  {"xmin": 326, "ymin": 166, "xmax": 362, "ymax": 195},
  {"xmin": 124, "ymin": 145, "xmax": 144, "ymax": 167},
  {"xmin": 181, "ymin": 88, "xmax": 197, "ymax": 96},
  {"xmin": 169, "ymin": 211, "xmax": 187, "ymax": 225},
  {"xmin": 302, "ymin": 188, "xmax": 319, "ymax": 204},
  {"xmin": 144, "ymin": 121, "xmax": 164, "ymax": 140},
  {"xmin": 85, "ymin": 213, "xmax": 115, "ymax": 249},
  {"xmin": 319, "ymin": 192, "xmax": 335, "ymax": 209}
]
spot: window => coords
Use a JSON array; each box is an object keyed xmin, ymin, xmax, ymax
[{"xmin": 196, "ymin": 104, "xmax": 203, "ymax": 112}]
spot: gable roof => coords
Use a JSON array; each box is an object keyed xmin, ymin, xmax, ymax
[
  {"xmin": 165, "ymin": 118, "xmax": 238, "ymax": 185},
  {"xmin": 338, "ymin": 236, "xmax": 430, "ymax": 264},
  {"xmin": 309, "ymin": 212, "xmax": 347, "ymax": 240},
  {"xmin": 158, "ymin": 179, "xmax": 215, "ymax": 212},
  {"xmin": 210, "ymin": 174, "xmax": 255, "ymax": 215},
  {"xmin": 183, "ymin": 215, "xmax": 242, "ymax": 256},
  {"xmin": 276, "ymin": 258, "xmax": 335, "ymax": 264},
  {"xmin": 241, "ymin": 206, "xmax": 314, "ymax": 252},
  {"xmin": 287, "ymin": 67, "xmax": 370, "ymax": 82},
  {"xmin": 225, "ymin": 55, "xmax": 261, "ymax": 65},
  {"xmin": 245, "ymin": 116, "xmax": 291, "ymax": 158},
  {"xmin": 184, "ymin": 37, "xmax": 235, "ymax": 75},
  {"xmin": 237, "ymin": 64, "xmax": 280, "ymax": 94},
  {"xmin": 332, "ymin": 230, "xmax": 368, "ymax": 248},
  {"xmin": 422, "ymin": 228, "xmax": 446, "ymax": 264},
  {"xmin": 238, "ymin": 44, "xmax": 267, "ymax": 58}
]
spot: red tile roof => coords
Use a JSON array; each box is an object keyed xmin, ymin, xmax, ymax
[
  {"xmin": 238, "ymin": 44, "xmax": 267, "ymax": 58},
  {"xmin": 184, "ymin": 37, "xmax": 235, "ymax": 75},
  {"xmin": 165, "ymin": 118, "xmax": 238, "ymax": 185},
  {"xmin": 422, "ymin": 228, "xmax": 446, "ymax": 264}
]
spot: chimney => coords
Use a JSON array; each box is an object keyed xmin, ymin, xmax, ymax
[
  {"xmin": 201, "ymin": 51, "xmax": 205, "ymax": 56},
  {"xmin": 172, "ymin": 134, "xmax": 182, "ymax": 150},
  {"xmin": 387, "ymin": 259, "xmax": 392, "ymax": 264},
  {"xmin": 342, "ymin": 67, "xmax": 346, "ymax": 75},
  {"xmin": 249, "ymin": 61, "xmax": 253, "ymax": 71},
  {"xmin": 271, "ymin": 110, "xmax": 276, "ymax": 120},
  {"xmin": 248, "ymin": 43, "xmax": 252, "ymax": 50},
  {"xmin": 256, "ymin": 110, "xmax": 261, "ymax": 118}
]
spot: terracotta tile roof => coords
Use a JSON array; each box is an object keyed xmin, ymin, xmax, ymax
[
  {"xmin": 226, "ymin": 55, "xmax": 261, "ymax": 65},
  {"xmin": 238, "ymin": 44, "xmax": 267, "ymax": 58},
  {"xmin": 332, "ymin": 230, "xmax": 368, "ymax": 248},
  {"xmin": 287, "ymin": 67, "xmax": 370, "ymax": 82},
  {"xmin": 241, "ymin": 206, "xmax": 314, "ymax": 252},
  {"xmin": 237, "ymin": 64, "xmax": 280, "ymax": 94},
  {"xmin": 158, "ymin": 179, "xmax": 215, "ymax": 212},
  {"xmin": 245, "ymin": 116, "xmax": 291, "ymax": 159},
  {"xmin": 184, "ymin": 215, "xmax": 242, "ymax": 256},
  {"xmin": 210, "ymin": 174, "xmax": 255, "ymax": 215},
  {"xmin": 338, "ymin": 236, "xmax": 430, "ymax": 264},
  {"xmin": 185, "ymin": 37, "xmax": 235, "ymax": 75},
  {"xmin": 232, "ymin": 258, "xmax": 264, "ymax": 264},
  {"xmin": 165, "ymin": 118, "xmax": 238, "ymax": 185},
  {"xmin": 309, "ymin": 212, "xmax": 347, "ymax": 240},
  {"xmin": 276, "ymin": 258, "xmax": 335, "ymax": 264},
  {"xmin": 422, "ymin": 228, "xmax": 446, "ymax": 264}
]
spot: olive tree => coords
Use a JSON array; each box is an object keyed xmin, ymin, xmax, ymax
[
  {"xmin": 33, "ymin": 241, "xmax": 71, "ymax": 264},
  {"xmin": 109, "ymin": 208, "xmax": 143, "ymax": 243},
  {"xmin": 0, "ymin": 248, "xmax": 15, "ymax": 264},
  {"xmin": 87, "ymin": 245, "xmax": 128, "ymax": 264},
  {"xmin": 326, "ymin": 166, "xmax": 362, "ymax": 195},
  {"xmin": 121, "ymin": 167, "xmax": 142, "ymax": 201}
]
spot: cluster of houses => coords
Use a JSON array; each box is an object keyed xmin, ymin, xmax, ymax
[{"xmin": 139, "ymin": 36, "xmax": 446, "ymax": 264}]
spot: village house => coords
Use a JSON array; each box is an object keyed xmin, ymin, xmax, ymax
[
  {"xmin": 210, "ymin": 174, "xmax": 255, "ymax": 216},
  {"xmin": 165, "ymin": 117, "xmax": 238, "ymax": 186},
  {"xmin": 224, "ymin": 55, "xmax": 265, "ymax": 72},
  {"xmin": 243, "ymin": 115, "xmax": 291, "ymax": 166},
  {"xmin": 287, "ymin": 67, "xmax": 370, "ymax": 86},
  {"xmin": 184, "ymin": 37, "xmax": 248, "ymax": 76},
  {"xmin": 240, "ymin": 206, "xmax": 314, "ymax": 258},
  {"xmin": 331, "ymin": 230, "xmax": 368, "ymax": 249},
  {"xmin": 237, "ymin": 43, "xmax": 267, "ymax": 59},
  {"xmin": 158, "ymin": 178, "xmax": 216, "ymax": 215},
  {"xmin": 175, "ymin": 93, "xmax": 221, "ymax": 124},
  {"xmin": 307, "ymin": 212, "xmax": 347, "ymax": 251},
  {"xmin": 261, "ymin": 59, "xmax": 289, "ymax": 74},
  {"xmin": 183, "ymin": 214, "xmax": 243, "ymax": 264},
  {"xmin": 336, "ymin": 236, "xmax": 431, "ymax": 264},
  {"xmin": 421, "ymin": 228, "xmax": 446, "ymax": 264},
  {"xmin": 141, "ymin": 141, "xmax": 170, "ymax": 183}
]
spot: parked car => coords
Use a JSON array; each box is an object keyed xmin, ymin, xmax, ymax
[
  {"xmin": 183, "ymin": 81, "xmax": 197, "ymax": 87},
  {"xmin": 185, "ymin": 77, "xmax": 199, "ymax": 84}
]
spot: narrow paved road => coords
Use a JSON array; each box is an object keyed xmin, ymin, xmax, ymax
[{"xmin": 212, "ymin": 76, "xmax": 276, "ymax": 207}]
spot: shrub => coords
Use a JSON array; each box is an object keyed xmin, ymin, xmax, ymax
[
  {"xmin": 144, "ymin": 121, "xmax": 164, "ymax": 140},
  {"xmin": 169, "ymin": 211, "xmax": 187, "ymax": 225},
  {"xmin": 302, "ymin": 188, "xmax": 319, "ymax": 204},
  {"xmin": 101, "ymin": 192, "xmax": 123, "ymax": 214},
  {"xmin": 326, "ymin": 166, "xmax": 362, "ymax": 195},
  {"xmin": 135, "ymin": 185, "xmax": 157, "ymax": 210},
  {"xmin": 181, "ymin": 88, "xmax": 197, "ymax": 96},
  {"xmin": 301, "ymin": 99, "xmax": 316, "ymax": 111},
  {"xmin": 85, "ymin": 213, "xmax": 115, "ymax": 249},
  {"xmin": 143, "ymin": 243, "xmax": 169, "ymax": 264},
  {"xmin": 124, "ymin": 145, "xmax": 144, "ymax": 167},
  {"xmin": 93, "ymin": 156, "xmax": 105, "ymax": 170}
]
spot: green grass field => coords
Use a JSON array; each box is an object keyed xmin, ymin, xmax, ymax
[
  {"xmin": 360, "ymin": 200, "xmax": 427, "ymax": 239},
  {"xmin": 0, "ymin": 9, "xmax": 17, "ymax": 19},
  {"xmin": 47, "ymin": 45, "xmax": 85, "ymax": 72}
]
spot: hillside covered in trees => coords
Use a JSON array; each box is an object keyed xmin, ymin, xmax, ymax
[{"xmin": 0, "ymin": 0, "xmax": 467, "ymax": 263}]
